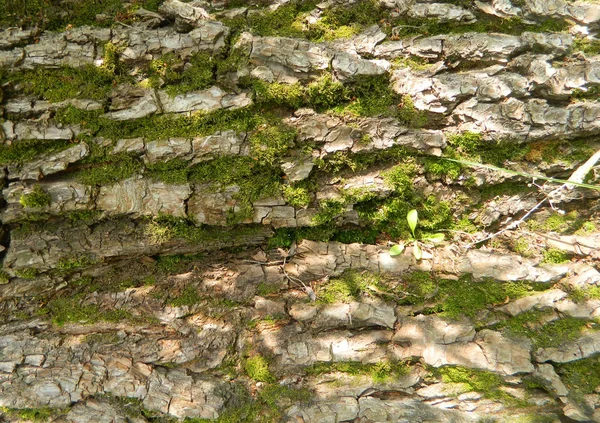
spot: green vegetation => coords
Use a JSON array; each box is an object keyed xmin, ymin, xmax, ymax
[
  {"xmin": 75, "ymin": 153, "xmax": 142, "ymax": 186},
  {"xmin": 281, "ymin": 183, "xmax": 312, "ymax": 208},
  {"xmin": 556, "ymin": 356, "xmax": 600, "ymax": 396},
  {"xmin": 573, "ymin": 37, "xmax": 600, "ymax": 55},
  {"xmin": 425, "ymin": 132, "xmax": 529, "ymax": 179},
  {"xmin": 527, "ymin": 210, "xmax": 590, "ymax": 234},
  {"xmin": 389, "ymin": 209, "xmax": 445, "ymax": 260},
  {"xmin": 149, "ymin": 52, "xmax": 216, "ymax": 96},
  {"xmin": 0, "ymin": 0, "xmax": 164, "ymax": 31},
  {"xmin": 0, "ymin": 139, "xmax": 72, "ymax": 166},
  {"xmin": 392, "ymin": 271, "xmax": 550, "ymax": 318},
  {"xmin": 186, "ymin": 383, "xmax": 310, "ymax": 423},
  {"xmin": 248, "ymin": 123, "xmax": 296, "ymax": 166},
  {"xmin": 43, "ymin": 296, "xmax": 132, "ymax": 326},
  {"xmin": 168, "ymin": 285, "xmax": 202, "ymax": 307},
  {"xmin": 541, "ymin": 248, "xmax": 571, "ymax": 264},
  {"xmin": 433, "ymin": 366, "xmax": 525, "ymax": 405},
  {"xmin": 9, "ymin": 65, "xmax": 115, "ymax": 103},
  {"xmin": 244, "ymin": 355, "xmax": 275, "ymax": 382},
  {"xmin": 497, "ymin": 311, "xmax": 597, "ymax": 348},
  {"xmin": 305, "ymin": 360, "xmax": 410, "ymax": 382},
  {"xmin": 0, "ymin": 407, "xmax": 68, "ymax": 422},
  {"xmin": 317, "ymin": 270, "xmax": 385, "ymax": 304},
  {"xmin": 568, "ymin": 285, "xmax": 600, "ymax": 302},
  {"xmin": 15, "ymin": 268, "xmax": 38, "ymax": 279},
  {"xmin": 19, "ymin": 186, "xmax": 51, "ymax": 208},
  {"xmin": 56, "ymin": 255, "xmax": 97, "ymax": 271}
]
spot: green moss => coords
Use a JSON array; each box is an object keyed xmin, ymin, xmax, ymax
[
  {"xmin": 433, "ymin": 366, "xmax": 525, "ymax": 405},
  {"xmin": 317, "ymin": 270, "xmax": 384, "ymax": 304},
  {"xmin": 154, "ymin": 52, "xmax": 216, "ymax": 96},
  {"xmin": 244, "ymin": 355, "xmax": 275, "ymax": 382},
  {"xmin": 556, "ymin": 356, "xmax": 600, "ymax": 395},
  {"xmin": 282, "ymin": 184, "xmax": 311, "ymax": 208},
  {"xmin": 572, "ymin": 85, "xmax": 600, "ymax": 101},
  {"xmin": 305, "ymin": 360, "xmax": 409, "ymax": 382},
  {"xmin": 145, "ymin": 159, "xmax": 190, "ymax": 184},
  {"xmin": 569, "ymin": 285, "xmax": 600, "ymax": 302},
  {"xmin": 14, "ymin": 268, "xmax": 38, "ymax": 279},
  {"xmin": 382, "ymin": 161, "xmax": 417, "ymax": 196},
  {"xmin": 44, "ymin": 296, "xmax": 132, "ymax": 326},
  {"xmin": 0, "ymin": 271, "xmax": 10, "ymax": 284},
  {"xmin": 0, "ymin": 0, "xmax": 147, "ymax": 30},
  {"xmin": 0, "ymin": 139, "xmax": 72, "ymax": 166},
  {"xmin": 257, "ymin": 282, "xmax": 281, "ymax": 296},
  {"xmin": 421, "ymin": 275, "xmax": 545, "ymax": 318},
  {"xmin": 75, "ymin": 153, "xmax": 142, "ymax": 186},
  {"xmin": 248, "ymin": 123, "xmax": 296, "ymax": 166},
  {"xmin": 527, "ymin": 211, "xmax": 587, "ymax": 234},
  {"xmin": 19, "ymin": 186, "xmax": 51, "ymax": 209},
  {"xmin": 10, "ymin": 65, "xmax": 118, "ymax": 103},
  {"xmin": 312, "ymin": 199, "xmax": 346, "ymax": 226},
  {"xmin": 56, "ymin": 255, "xmax": 97, "ymax": 271},
  {"xmin": 169, "ymin": 285, "xmax": 202, "ymax": 307},
  {"xmin": 253, "ymin": 80, "xmax": 306, "ymax": 109},
  {"xmin": 392, "ymin": 56, "xmax": 432, "ymax": 71},
  {"xmin": 497, "ymin": 311, "xmax": 596, "ymax": 348},
  {"xmin": 573, "ymin": 37, "xmax": 600, "ymax": 55},
  {"xmin": 0, "ymin": 407, "xmax": 67, "ymax": 422},
  {"xmin": 190, "ymin": 156, "xmax": 282, "ymax": 222},
  {"xmin": 541, "ymin": 248, "xmax": 571, "ymax": 264}
]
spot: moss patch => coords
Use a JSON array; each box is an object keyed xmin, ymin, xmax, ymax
[
  {"xmin": 305, "ymin": 360, "xmax": 410, "ymax": 383},
  {"xmin": 0, "ymin": 0, "xmax": 164, "ymax": 31},
  {"xmin": 496, "ymin": 311, "xmax": 597, "ymax": 348},
  {"xmin": 244, "ymin": 355, "xmax": 275, "ymax": 382},
  {"xmin": 19, "ymin": 186, "xmax": 51, "ymax": 208},
  {"xmin": 317, "ymin": 270, "xmax": 385, "ymax": 304},
  {"xmin": 556, "ymin": 356, "xmax": 600, "ymax": 396}
]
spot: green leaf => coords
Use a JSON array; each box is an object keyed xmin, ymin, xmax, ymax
[
  {"xmin": 407, "ymin": 209, "xmax": 418, "ymax": 237},
  {"xmin": 389, "ymin": 244, "xmax": 405, "ymax": 256},
  {"xmin": 423, "ymin": 233, "xmax": 445, "ymax": 243},
  {"xmin": 413, "ymin": 243, "xmax": 422, "ymax": 260}
]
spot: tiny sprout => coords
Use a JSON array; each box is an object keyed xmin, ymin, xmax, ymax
[{"xmin": 389, "ymin": 209, "xmax": 445, "ymax": 260}]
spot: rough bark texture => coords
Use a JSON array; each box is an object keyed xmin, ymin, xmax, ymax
[{"xmin": 1, "ymin": 0, "xmax": 600, "ymax": 422}]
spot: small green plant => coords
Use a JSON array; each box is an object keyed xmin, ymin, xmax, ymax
[
  {"xmin": 389, "ymin": 209, "xmax": 445, "ymax": 260},
  {"xmin": 19, "ymin": 186, "xmax": 51, "ymax": 209},
  {"xmin": 244, "ymin": 355, "xmax": 275, "ymax": 382}
]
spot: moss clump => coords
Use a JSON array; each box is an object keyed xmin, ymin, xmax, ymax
[
  {"xmin": 149, "ymin": 52, "xmax": 216, "ymax": 96},
  {"xmin": 9, "ymin": 65, "xmax": 118, "ymax": 103},
  {"xmin": 0, "ymin": 0, "xmax": 164, "ymax": 31},
  {"xmin": 244, "ymin": 355, "xmax": 275, "ymax": 382},
  {"xmin": 541, "ymin": 248, "xmax": 571, "ymax": 264},
  {"xmin": 433, "ymin": 366, "xmax": 525, "ymax": 405},
  {"xmin": 190, "ymin": 156, "xmax": 282, "ymax": 222},
  {"xmin": 75, "ymin": 153, "xmax": 142, "ymax": 186},
  {"xmin": 527, "ymin": 210, "xmax": 588, "ymax": 235},
  {"xmin": 19, "ymin": 186, "xmax": 51, "ymax": 209},
  {"xmin": 145, "ymin": 159, "xmax": 190, "ymax": 185},
  {"xmin": 248, "ymin": 123, "xmax": 296, "ymax": 166},
  {"xmin": 306, "ymin": 360, "xmax": 409, "ymax": 382},
  {"xmin": 282, "ymin": 184, "xmax": 311, "ymax": 208},
  {"xmin": 573, "ymin": 37, "xmax": 600, "ymax": 55},
  {"xmin": 56, "ymin": 255, "xmax": 97, "ymax": 271},
  {"xmin": 497, "ymin": 311, "xmax": 596, "ymax": 348},
  {"xmin": 0, "ymin": 139, "xmax": 72, "ymax": 166},
  {"xmin": 317, "ymin": 270, "xmax": 384, "ymax": 304},
  {"xmin": 253, "ymin": 75, "xmax": 349, "ymax": 112},
  {"xmin": 15, "ymin": 268, "xmax": 38, "ymax": 279},
  {"xmin": 569, "ymin": 285, "xmax": 600, "ymax": 302},
  {"xmin": 556, "ymin": 356, "xmax": 600, "ymax": 396},
  {"xmin": 0, "ymin": 407, "xmax": 67, "ymax": 422},
  {"xmin": 43, "ymin": 296, "xmax": 132, "ymax": 326},
  {"xmin": 169, "ymin": 285, "xmax": 202, "ymax": 307}
]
